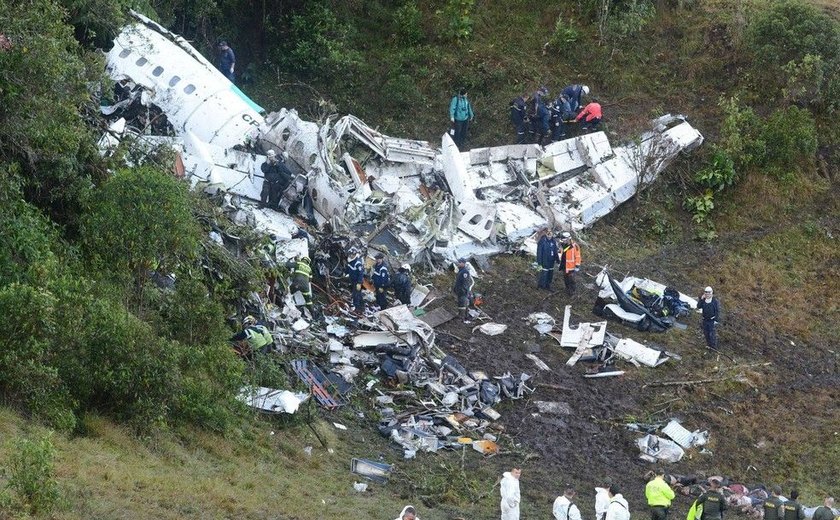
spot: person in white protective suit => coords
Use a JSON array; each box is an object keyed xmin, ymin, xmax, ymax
[
  {"xmin": 606, "ymin": 484, "xmax": 631, "ymax": 520},
  {"xmin": 500, "ymin": 468, "xmax": 522, "ymax": 520},
  {"xmin": 394, "ymin": 505, "xmax": 418, "ymax": 520}
]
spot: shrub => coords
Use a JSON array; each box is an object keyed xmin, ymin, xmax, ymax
[
  {"xmin": 695, "ymin": 148, "xmax": 737, "ymax": 192},
  {"xmin": 284, "ymin": 1, "xmax": 361, "ymax": 81},
  {"xmin": 6, "ymin": 434, "xmax": 61, "ymax": 514},
  {"xmin": 437, "ymin": 0, "xmax": 475, "ymax": 42},
  {"xmin": 393, "ymin": 1, "xmax": 423, "ymax": 45},
  {"xmin": 548, "ymin": 17, "xmax": 581, "ymax": 51},
  {"xmin": 760, "ymin": 106, "xmax": 818, "ymax": 180},
  {"xmin": 81, "ymin": 167, "xmax": 199, "ymax": 303},
  {"xmin": 605, "ymin": 0, "xmax": 656, "ymax": 41},
  {"xmin": 718, "ymin": 96, "xmax": 767, "ymax": 170}
]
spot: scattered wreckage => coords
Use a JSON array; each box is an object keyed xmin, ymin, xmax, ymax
[{"xmin": 101, "ymin": 11, "xmax": 704, "ymax": 271}]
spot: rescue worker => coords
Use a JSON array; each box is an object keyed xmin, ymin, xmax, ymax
[
  {"xmin": 533, "ymin": 94, "xmax": 551, "ymax": 145},
  {"xmin": 553, "ymin": 486, "xmax": 583, "ymax": 520},
  {"xmin": 216, "ymin": 41, "xmax": 236, "ymax": 82},
  {"xmin": 346, "ymin": 248, "xmax": 365, "ymax": 315},
  {"xmin": 394, "ymin": 505, "xmax": 418, "ymax": 520},
  {"xmin": 371, "ymin": 252, "xmax": 390, "ymax": 310},
  {"xmin": 763, "ymin": 486, "xmax": 786, "ymax": 520},
  {"xmin": 500, "ymin": 468, "xmax": 521, "ymax": 520},
  {"xmin": 595, "ymin": 479, "xmax": 613, "ymax": 520},
  {"xmin": 646, "ymin": 468, "xmax": 675, "ymax": 520},
  {"xmin": 606, "ymin": 484, "xmax": 631, "ymax": 520},
  {"xmin": 287, "ymin": 255, "xmax": 313, "ymax": 309},
  {"xmin": 550, "ymin": 94, "xmax": 572, "ymax": 141},
  {"xmin": 260, "ymin": 150, "xmax": 293, "ymax": 209},
  {"xmin": 696, "ymin": 286, "xmax": 722, "ymax": 350},
  {"xmin": 695, "ymin": 479, "xmax": 728, "ymax": 520},
  {"xmin": 510, "ymin": 93, "xmax": 530, "ymax": 144},
  {"xmin": 780, "ymin": 490, "xmax": 805, "ymax": 520},
  {"xmin": 449, "ymin": 88, "xmax": 474, "ymax": 149},
  {"xmin": 812, "ymin": 497, "xmax": 835, "ymax": 520},
  {"xmin": 229, "ymin": 315, "xmax": 273, "ymax": 356},
  {"xmin": 453, "ymin": 257, "xmax": 474, "ymax": 323},
  {"xmin": 536, "ymin": 228, "xmax": 559, "ymax": 290},
  {"xmin": 576, "ymin": 100, "xmax": 603, "ymax": 132},
  {"xmin": 562, "ymin": 84, "xmax": 590, "ymax": 113},
  {"xmin": 392, "ymin": 264, "xmax": 414, "ymax": 306},
  {"xmin": 559, "ymin": 231, "xmax": 582, "ymax": 295}
]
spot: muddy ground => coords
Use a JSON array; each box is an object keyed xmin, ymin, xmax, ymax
[{"xmin": 370, "ymin": 210, "xmax": 839, "ymax": 519}]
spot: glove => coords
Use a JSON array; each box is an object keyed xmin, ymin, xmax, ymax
[
  {"xmin": 355, "ymin": 284, "xmax": 362, "ymax": 291},
  {"xmin": 574, "ymin": 267, "xmax": 580, "ymax": 272},
  {"xmin": 377, "ymin": 288, "xmax": 384, "ymax": 293}
]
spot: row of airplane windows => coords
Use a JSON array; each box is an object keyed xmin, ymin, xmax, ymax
[{"xmin": 117, "ymin": 48, "xmax": 196, "ymax": 94}]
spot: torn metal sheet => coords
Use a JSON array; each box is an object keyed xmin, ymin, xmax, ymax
[
  {"xmin": 636, "ymin": 434, "xmax": 685, "ymax": 463},
  {"xmin": 525, "ymin": 353, "xmax": 551, "ymax": 371},
  {"xmin": 237, "ymin": 386, "xmax": 309, "ymax": 414},
  {"xmin": 613, "ymin": 338, "xmax": 669, "ymax": 367},
  {"xmin": 377, "ymin": 305, "xmax": 435, "ymax": 348},
  {"xmin": 419, "ymin": 307, "xmax": 457, "ymax": 328},
  {"xmin": 457, "ymin": 200, "xmax": 497, "ymax": 241},
  {"xmin": 353, "ymin": 331, "xmax": 403, "ymax": 347},
  {"xmin": 351, "ymin": 458, "xmax": 393, "ymax": 483},
  {"xmin": 474, "ymin": 323, "xmax": 508, "ymax": 336},
  {"xmin": 661, "ymin": 420, "xmax": 709, "ymax": 449},
  {"xmin": 535, "ymin": 401, "xmax": 572, "ymax": 415},
  {"xmin": 560, "ymin": 305, "xmax": 607, "ymax": 348},
  {"xmin": 441, "ymin": 133, "xmax": 476, "ymax": 203}
]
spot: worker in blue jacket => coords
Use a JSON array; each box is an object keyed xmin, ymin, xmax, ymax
[
  {"xmin": 510, "ymin": 93, "xmax": 529, "ymax": 144},
  {"xmin": 550, "ymin": 95, "xmax": 572, "ymax": 142},
  {"xmin": 449, "ymin": 88, "xmax": 475, "ymax": 149},
  {"xmin": 392, "ymin": 264, "xmax": 414, "ymax": 306},
  {"xmin": 696, "ymin": 286, "xmax": 722, "ymax": 350},
  {"xmin": 536, "ymin": 229, "xmax": 560, "ymax": 290},
  {"xmin": 371, "ymin": 252, "xmax": 391, "ymax": 310},
  {"xmin": 561, "ymin": 84, "xmax": 590, "ymax": 113},
  {"xmin": 533, "ymin": 96, "xmax": 550, "ymax": 146},
  {"xmin": 346, "ymin": 248, "xmax": 365, "ymax": 315}
]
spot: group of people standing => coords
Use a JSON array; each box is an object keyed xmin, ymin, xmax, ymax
[
  {"xmin": 345, "ymin": 248, "xmax": 414, "ymax": 316},
  {"xmin": 447, "ymin": 83, "xmax": 602, "ymax": 150},
  {"xmin": 537, "ymin": 229, "xmax": 582, "ymax": 295}
]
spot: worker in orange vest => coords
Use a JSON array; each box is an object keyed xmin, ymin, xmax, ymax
[
  {"xmin": 576, "ymin": 101, "xmax": 602, "ymax": 132},
  {"xmin": 559, "ymin": 231, "xmax": 582, "ymax": 295}
]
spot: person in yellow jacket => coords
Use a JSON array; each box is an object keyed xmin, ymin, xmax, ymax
[
  {"xmin": 286, "ymin": 255, "xmax": 313, "ymax": 309},
  {"xmin": 646, "ymin": 468, "xmax": 675, "ymax": 520},
  {"xmin": 559, "ymin": 232, "xmax": 582, "ymax": 295}
]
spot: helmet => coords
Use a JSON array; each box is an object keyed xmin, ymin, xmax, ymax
[
  {"xmin": 457, "ymin": 257, "xmax": 467, "ymax": 264},
  {"xmin": 300, "ymin": 256, "xmax": 311, "ymax": 264},
  {"xmin": 374, "ymin": 252, "xmax": 385, "ymax": 260},
  {"xmin": 582, "ymin": 85, "xmax": 590, "ymax": 96},
  {"xmin": 400, "ymin": 263, "xmax": 411, "ymax": 272},
  {"xmin": 704, "ymin": 286, "xmax": 713, "ymax": 294},
  {"xmin": 243, "ymin": 315, "xmax": 256, "ymax": 326},
  {"xmin": 266, "ymin": 149, "xmax": 276, "ymax": 158},
  {"xmin": 561, "ymin": 231, "xmax": 571, "ymax": 239}
]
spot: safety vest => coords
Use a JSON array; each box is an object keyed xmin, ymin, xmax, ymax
[
  {"xmin": 244, "ymin": 325, "xmax": 272, "ymax": 350},
  {"xmin": 563, "ymin": 242, "xmax": 582, "ymax": 273},
  {"xmin": 294, "ymin": 259, "xmax": 312, "ymax": 280}
]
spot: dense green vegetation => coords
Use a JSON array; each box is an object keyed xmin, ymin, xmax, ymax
[{"xmin": 0, "ymin": 0, "xmax": 837, "ymax": 517}]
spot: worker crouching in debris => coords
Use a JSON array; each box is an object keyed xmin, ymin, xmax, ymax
[
  {"xmin": 229, "ymin": 315, "xmax": 273, "ymax": 357},
  {"xmin": 559, "ymin": 232, "xmax": 582, "ymax": 295},
  {"xmin": 536, "ymin": 228, "xmax": 560, "ymax": 290},
  {"xmin": 260, "ymin": 150, "xmax": 293, "ymax": 210},
  {"xmin": 394, "ymin": 505, "xmax": 418, "ymax": 520},
  {"xmin": 392, "ymin": 263, "xmax": 413, "ymax": 306},
  {"xmin": 371, "ymin": 252, "xmax": 390, "ymax": 310},
  {"xmin": 696, "ymin": 287, "xmax": 722, "ymax": 351},
  {"xmin": 576, "ymin": 100, "xmax": 603, "ymax": 132},
  {"xmin": 646, "ymin": 468, "xmax": 675, "ymax": 520},
  {"xmin": 287, "ymin": 255, "xmax": 313, "ymax": 309},
  {"xmin": 453, "ymin": 257, "xmax": 475, "ymax": 323},
  {"xmin": 346, "ymin": 248, "xmax": 365, "ymax": 315},
  {"xmin": 500, "ymin": 468, "xmax": 522, "ymax": 520}
]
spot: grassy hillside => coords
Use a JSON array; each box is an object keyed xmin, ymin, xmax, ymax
[{"xmin": 0, "ymin": 0, "xmax": 837, "ymax": 518}]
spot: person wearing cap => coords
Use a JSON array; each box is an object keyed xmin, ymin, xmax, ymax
[
  {"xmin": 696, "ymin": 479, "xmax": 728, "ymax": 520},
  {"xmin": 562, "ymin": 84, "xmax": 590, "ymax": 113},
  {"xmin": 553, "ymin": 485, "xmax": 583, "ymax": 520},
  {"xmin": 510, "ymin": 92, "xmax": 530, "ymax": 144},
  {"xmin": 260, "ymin": 149, "xmax": 293, "ymax": 210},
  {"xmin": 216, "ymin": 41, "xmax": 236, "ymax": 82},
  {"xmin": 646, "ymin": 468, "xmax": 675, "ymax": 520},
  {"xmin": 763, "ymin": 486, "xmax": 786, "ymax": 520},
  {"xmin": 392, "ymin": 264, "xmax": 414, "ymax": 306},
  {"xmin": 536, "ymin": 228, "xmax": 560, "ymax": 290},
  {"xmin": 229, "ymin": 315, "xmax": 273, "ymax": 356},
  {"xmin": 559, "ymin": 231, "xmax": 582, "ymax": 295},
  {"xmin": 576, "ymin": 99, "xmax": 603, "ymax": 132},
  {"xmin": 453, "ymin": 257, "xmax": 475, "ymax": 323},
  {"xmin": 550, "ymin": 94, "xmax": 573, "ymax": 142},
  {"xmin": 449, "ymin": 88, "xmax": 475, "ymax": 149},
  {"xmin": 696, "ymin": 286, "xmax": 722, "ymax": 350},
  {"xmin": 606, "ymin": 484, "xmax": 630, "ymax": 520},
  {"xmin": 346, "ymin": 248, "xmax": 365, "ymax": 315},
  {"xmin": 371, "ymin": 252, "xmax": 391, "ymax": 310}
]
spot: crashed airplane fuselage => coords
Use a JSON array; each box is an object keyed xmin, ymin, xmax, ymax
[{"xmin": 103, "ymin": 12, "xmax": 704, "ymax": 266}]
